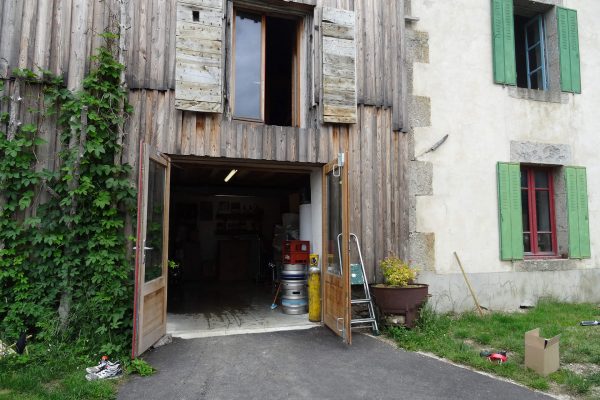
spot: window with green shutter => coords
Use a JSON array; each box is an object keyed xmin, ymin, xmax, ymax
[
  {"xmin": 557, "ymin": 7, "xmax": 581, "ymax": 93},
  {"xmin": 497, "ymin": 162, "xmax": 524, "ymax": 260},
  {"xmin": 491, "ymin": 1, "xmax": 582, "ymax": 94},
  {"xmin": 565, "ymin": 167, "xmax": 590, "ymax": 258}
]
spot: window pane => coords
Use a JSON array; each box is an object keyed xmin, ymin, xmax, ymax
[
  {"xmin": 528, "ymin": 46, "xmax": 542, "ymax": 71},
  {"xmin": 234, "ymin": 12, "xmax": 262, "ymax": 120},
  {"xmin": 534, "ymin": 170, "xmax": 549, "ymax": 188},
  {"xmin": 523, "ymin": 233, "xmax": 531, "ymax": 253},
  {"xmin": 526, "ymin": 22, "xmax": 540, "ymax": 46},
  {"xmin": 521, "ymin": 188, "xmax": 530, "ymax": 231},
  {"xmin": 145, "ymin": 160, "xmax": 166, "ymax": 283},
  {"xmin": 537, "ymin": 233, "xmax": 552, "ymax": 252},
  {"xmin": 535, "ymin": 190, "xmax": 551, "ymax": 231}
]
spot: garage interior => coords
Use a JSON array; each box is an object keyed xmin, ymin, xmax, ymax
[{"xmin": 166, "ymin": 160, "xmax": 321, "ymax": 338}]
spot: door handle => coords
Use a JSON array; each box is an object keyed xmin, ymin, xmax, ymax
[
  {"xmin": 133, "ymin": 246, "xmax": 153, "ymax": 251},
  {"xmin": 336, "ymin": 317, "xmax": 344, "ymax": 332}
]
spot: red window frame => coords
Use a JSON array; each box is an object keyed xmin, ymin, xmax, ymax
[{"xmin": 521, "ymin": 166, "xmax": 558, "ymax": 257}]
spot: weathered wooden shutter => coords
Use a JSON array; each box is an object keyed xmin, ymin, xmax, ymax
[
  {"xmin": 491, "ymin": 0, "xmax": 516, "ymax": 85},
  {"xmin": 497, "ymin": 162, "xmax": 524, "ymax": 260},
  {"xmin": 565, "ymin": 167, "xmax": 590, "ymax": 258},
  {"xmin": 175, "ymin": 0, "xmax": 224, "ymax": 113},
  {"xmin": 321, "ymin": 7, "xmax": 357, "ymax": 124},
  {"xmin": 557, "ymin": 7, "xmax": 581, "ymax": 93}
]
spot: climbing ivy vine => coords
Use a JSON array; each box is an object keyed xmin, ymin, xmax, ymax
[{"xmin": 0, "ymin": 34, "xmax": 136, "ymax": 355}]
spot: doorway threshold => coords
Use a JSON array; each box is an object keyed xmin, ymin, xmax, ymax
[
  {"xmin": 169, "ymin": 322, "xmax": 319, "ymax": 339},
  {"xmin": 167, "ymin": 311, "xmax": 320, "ymax": 339}
]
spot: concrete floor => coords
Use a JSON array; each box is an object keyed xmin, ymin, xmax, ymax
[
  {"xmin": 119, "ymin": 328, "xmax": 554, "ymax": 400},
  {"xmin": 167, "ymin": 281, "xmax": 318, "ymax": 339}
]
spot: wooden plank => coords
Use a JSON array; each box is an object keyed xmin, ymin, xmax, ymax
[
  {"xmin": 0, "ymin": 0, "xmax": 23, "ymax": 77},
  {"xmin": 17, "ymin": 0, "xmax": 36, "ymax": 70},
  {"xmin": 67, "ymin": 0, "xmax": 89, "ymax": 90},
  {"xmin": 33, "ymin": 0, "xmax": 53, "ymax": 72},
  {"xmin": 49, "ymin": 0, "xmax": 72, "ymax": 77},
  {"xmin": 392, "ymin": 0, "xmax": 406, "ymax": 131},
  {"xmin": 361, "ymin": 107, "xmax": 374, "ymax": 275},
  {"xmin": 166, "ymin": 0, "xmax": 177, "ymax": 90}
]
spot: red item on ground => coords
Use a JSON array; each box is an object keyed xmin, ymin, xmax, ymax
[{"xmin": 488, "ymin": 353, "xmax": 507, "ymax": 363}]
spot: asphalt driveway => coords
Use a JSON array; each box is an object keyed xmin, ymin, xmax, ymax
[{"xmin": 118, "ymin": 327, "xmax": 553, "ymax": 400}]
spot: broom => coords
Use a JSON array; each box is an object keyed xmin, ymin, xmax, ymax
[{"xmin": 270, "ymin": 282, "xmax": 282, "ymax": 310}]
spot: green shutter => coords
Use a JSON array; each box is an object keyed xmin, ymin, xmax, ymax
[
  {"xmin": 497, "ymin": 162, "xmax": 524, "ymax": 260},
  {"xmin": 491, "ymin": 0, "xmax": 516, "ymax": 85},
  {"xmin": 558, "ymin": 8, "xmax": 581, "ymax": 93},
  {"xmin": 566, "ymin": 167, "xmax": 590, "ymax": 258}
]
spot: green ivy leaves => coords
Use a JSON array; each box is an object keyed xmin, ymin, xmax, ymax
[{"xmin": 1, "ymin": 36, "xmax": 136, "ymax": 357}]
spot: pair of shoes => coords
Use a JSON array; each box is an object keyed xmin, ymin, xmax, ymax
[
  {"xmin": 85, "ymin": 356, "xmax": 120, "ymax": 374},
  {"xmin": 85, "ymin": 361, "xmax": 123, "ymax": 381},
  {"xmin": 86, "ymin": 360, "xmax": 120, "ymax": 374}
]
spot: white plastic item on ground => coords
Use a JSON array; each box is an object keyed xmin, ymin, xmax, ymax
[{"xmin": 299, "ymin": 204, "xmax": 312, "ymax": 244}]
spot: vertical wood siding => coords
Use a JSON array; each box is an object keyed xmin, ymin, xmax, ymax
[{"xmin": 1, "ymin": 0, "xmax": 410, "ymax": 280}]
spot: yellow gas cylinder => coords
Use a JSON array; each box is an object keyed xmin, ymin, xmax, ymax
[{"xmin": 308, "ymin": 262, "xmax": 321, "ymax": 322}]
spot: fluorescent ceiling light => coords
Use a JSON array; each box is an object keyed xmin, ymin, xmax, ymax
[{"xmin": 224, "ymin": 169, "xmax": 238, "ymax": 182}]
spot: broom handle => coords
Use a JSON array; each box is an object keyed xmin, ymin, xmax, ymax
[
  {"xmin": 272, "ymin": 281, "xmax": 282, "ymax": 304},
  {"xmin": 454, "ymin": 252, "xmax": 484, "ymax": 317}
]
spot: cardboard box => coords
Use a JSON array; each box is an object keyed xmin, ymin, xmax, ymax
[{"xmin": 524, "ymin": 328, "xmax": 560, "ymax": 376}]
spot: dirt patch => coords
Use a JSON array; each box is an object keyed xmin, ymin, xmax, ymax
[
  {"xmin": 562, "ymin": 363, "xmax": 600, "ymax": 376},
  {"xmin": 42, "ymin": 379, "xmax": 61, "ymax": 391}
]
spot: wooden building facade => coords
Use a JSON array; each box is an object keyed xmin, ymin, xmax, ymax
[{"xmin": 1, "ymin": 0, "xmax": 410, "ymax": 351}]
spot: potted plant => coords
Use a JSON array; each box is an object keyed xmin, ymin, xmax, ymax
[{"xmin": 370, "ymin": 256, "xmax": 429, "ymax": 328}]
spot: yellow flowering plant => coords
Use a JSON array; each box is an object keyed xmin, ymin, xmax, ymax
[{"xmin": 379, "ymin": 256, "xmax": 418, "ymax": 287}]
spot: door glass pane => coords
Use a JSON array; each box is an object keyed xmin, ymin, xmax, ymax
[
  {"xmin": 234, "ymin": 12, "xmax": 262, "ymax": 120},
  {"xmin": 535, "ymin": 190, "xmax": 551, "ymax": 232},
  {"xmin": 538, "ymin": 233, "xmax": 552, "ymax": 252},
  {"xmin": 326, "ymin": 168, "xmax": 343, "ymax": 276},
  {"xmin": 145, "ymin": 160, "xmax": 166, "ymax": 282}
]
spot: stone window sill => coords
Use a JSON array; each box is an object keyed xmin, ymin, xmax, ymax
[
  {"xmin": 513, "ymin": 258, "xmax": 583, "ymax": 272},
  {"xmin": 507, "ymin": 86, "xmax": 568, "ymax": 104}
]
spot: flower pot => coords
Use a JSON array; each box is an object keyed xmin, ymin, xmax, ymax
[{"xmin": 370, "ymin": 284, "xmax": 429, "ymax": 328}]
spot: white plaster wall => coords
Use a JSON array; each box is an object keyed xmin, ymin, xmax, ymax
[{"xmin": 410, "ymin": 0, "xmax": 600, "ymax": 297}]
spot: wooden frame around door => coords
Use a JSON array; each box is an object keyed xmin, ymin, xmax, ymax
[{"xmin": 321, "ymin": 152, "xmax": 351, "ymax": 344}]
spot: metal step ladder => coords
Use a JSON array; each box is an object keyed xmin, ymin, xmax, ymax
[{"xmin": 338, "ymin": 233, "xmax": 379, "ymax": 335}]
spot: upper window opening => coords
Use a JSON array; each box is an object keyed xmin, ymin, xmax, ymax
[
  {"xmin": 514, "ymin": 14, "xmax": 547, "ymax": 90},
  {"xmin": 233, "ymin": 10, "xmax": 299, "ymax": 127},
  {"xmin": 521, "ymin": 166, "xmax": 557, "ymax": 256}
]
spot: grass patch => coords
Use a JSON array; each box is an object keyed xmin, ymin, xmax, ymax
[
  {"xmin": 388, "ymin": 300, "xmax": 600, "ymax": 399},
  {"xmin": 0, "ymin": 342, "xmax": 120, "ymax": 400}
]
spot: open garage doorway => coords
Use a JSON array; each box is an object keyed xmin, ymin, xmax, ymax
[{"xmin": 166, "ymin": 158, "xmax": 323, "ymax": 338}]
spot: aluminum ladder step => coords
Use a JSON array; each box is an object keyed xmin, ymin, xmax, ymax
[
  {"xmin": 341, "ymin": 233, "xmax": 379, "ymax": 335},
  {"xmin": 351, "ymin": 317, "xmax": 376, "ymax": 325}
]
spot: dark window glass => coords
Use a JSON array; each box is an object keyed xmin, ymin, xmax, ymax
[
  {"xmin": 536, "ymin": 191, "xmax": 551, "ymax": 232},
  {"xmin": 521, "ymin": 188, "xmax": 530, "ymax": 231},
  {"xmin": 523, "ymin": 233, "xmax": 531, "ymax": 253},
  {"xmin": 234, "ymin": 12, "xmax": 262, "ymax": 120},
  {"xmin": 538, "ymin": 233, "xmax": 552, "ymax": 252},
  {"xmin": 534, "ymin": 170, "xmax": 549, "ymax": 188}
]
